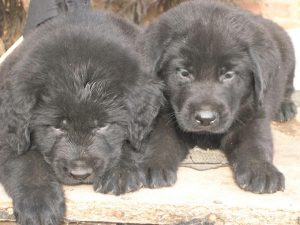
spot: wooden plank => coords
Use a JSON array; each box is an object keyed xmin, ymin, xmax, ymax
[
  {"xmin": 0, "ymin": 223, "xmax": 116, "ymax": 225},
  {"xmin": 1, "ymin": 112, "xmax": 300, "ymax": 225}
]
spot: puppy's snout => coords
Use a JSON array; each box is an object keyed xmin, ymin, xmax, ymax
[
  {"xmin": 70, "ymin": 167, "xmax": 92, "ymax": 180},
  {"xmin": 194, "ymin": 110, "xmax": 218, "ymax": 126},
  {"xmin": 69, "ymin": 160, "xmax": 93, "ymax": 180}
]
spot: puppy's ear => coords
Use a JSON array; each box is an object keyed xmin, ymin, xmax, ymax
[
  {"xmin": 0, "ymin": 69, "xmax": 36, "ymax": 161},
  {"xmin": 125, "ymin": 77, "xmax": 164, "ymax": 151},
  {"xmin": 153, "ymin": 47, "xmax": 169, "ymax": 76},
  {"xmin": 152, "ymin": 37, "xmax": 176, "ymax": 77},
  {"xmin": 248, "ymin": 48, "xmax": 264, "ymax": 108}
]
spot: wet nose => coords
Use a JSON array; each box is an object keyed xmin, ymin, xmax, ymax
[
  {"xmin": 69, "ymin": 160, "xmax": 93, "ymax": 180},
  {"xmin": 194, "ymin": 110, "xmax": 218, "ymax": 126},
  {"xmin": 70, "ymin": 167, "xmax": 92, "ymax": 180}
]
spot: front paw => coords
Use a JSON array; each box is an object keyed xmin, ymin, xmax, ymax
[
  {"xmin": 94, "ymin": 166, "xmax": 146, "ymax": 195},
  {"xmin": 13, "ymin": 184, "xmax": 65, "ymax": 225},
  {"xmin": 233, "ymin": 160, "xmax": 285, "ymax": 193},
  {"xmin": 145, "ymin": 167, "xmax": 177, "ymax": 189},
  {"xmin": 274, "ymin": 100, "xmax": 297, "ymax": 122}
]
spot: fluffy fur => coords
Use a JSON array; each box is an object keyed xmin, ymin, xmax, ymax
[
  {"xmin": 94, "ymin": 106, "xmax": 189, "ymax": 194},
  {"xmin": 137, "ymin": 0, "xmax": 297, "ymax": 194},
  {"xmin": 0, "ymin": 9, "xmax": 163, "ymax": 225}
]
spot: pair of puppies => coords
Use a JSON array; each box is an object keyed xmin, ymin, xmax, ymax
[{"xmin": 0, "ymin": 0, "xmax": 297, "ymax": 225}]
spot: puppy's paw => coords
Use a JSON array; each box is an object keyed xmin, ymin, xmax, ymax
[
  {"xmin": 13, "ymin": 185, "xmax": 65, "ymax": 225},
  {"xmin": 274, "ymin": 100, "xmax": 297, "ymax": 122},
  {"xmin": 234, "ymin": 160, "xmax": 285, "ymax": 194},
  {"xmin": 146, "ymin": 167, "xmax": 177, "ymax": 189},
  {"xmin": 94, "ymin": 166, "xmax": 146, "ymax": 195}
]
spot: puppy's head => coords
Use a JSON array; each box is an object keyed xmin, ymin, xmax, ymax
[
  {"xmin": 13, "ymin": 11, "xmax": 165, "ymax": 184},
  {"xmin": 32, "ymin": 75, "xmax": 127, "ymax": 184},
  {"xmin": 28, "ymin": 30, "xmax": 137, "ymax": 184},
  {"xmin": 1, "ymin": 11, "xmax": 163, "ymax": 181},
  {"xmin": 155, "ymin": 17, "xmax": 263, "ymax": 134}
]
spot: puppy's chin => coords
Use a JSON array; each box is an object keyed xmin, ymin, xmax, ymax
[
  {"xmin": 174, "ymin": 110, "xmax": 234, "ymax": 134},
  {"xmin": 51, "ymin": 160, "xmax": 104, "ymax": 185},
  {"xmin": 52, "ymin": 164, "xmax": 94, "ymax": 185}
]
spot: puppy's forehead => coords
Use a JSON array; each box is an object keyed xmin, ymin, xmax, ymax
[
  {"xmin": 34, "ymin": 29, "xmax": 143, "ymax": 94},
  {"xmin": 185, "ymin": 33, "xmax": 242, "ymax": 58},
  {"xmin": 55, "ymin": 88, "xmax": 123, "ymax": 116},
  {"xmin": 176, "ymin": 40, "xmax": 247, "ymax": 69},
  {"xmin": 40, "ymin": 78, "xmax": 126, "ymax": 128}
]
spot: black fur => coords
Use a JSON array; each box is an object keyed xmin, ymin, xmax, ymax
[
  {"xmin": 137, "ymin": 0, "xmax": 297, "ymax": 194},
  {"xmin": 94, "ymin": 106, "xmax": 189, "ymax": 194},
  {"xmin": 0, "ymin": 9, "xmax": 163, "ymax": 225},
  {"xmin": 0, "ymin": 149, "xmax": 65, "ymax": 225}
]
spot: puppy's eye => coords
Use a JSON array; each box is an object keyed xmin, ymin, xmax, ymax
[
  {"xmin": 180, "ymin": 70, "xmax": 190, "ymax": 77},
  {"xmin": 95, "ymin": 124, "xmax": 110, "ymax": 134},
  {"xmin": 220, "ymin": 71, "xmax": 236, "ymax": 82},
  {"xmin": 51, "ymin": 127, "xmax": 64, "ymax": 135},
  {"xmin": 224, "ymin": 72, "xmax": 234, "ymax": 79},
  {"xmin": 52, "ymin": 119, "xmax": 68, "ymax": 132},
  {"xmin": 177, "ymin": 68, "xmax": 191, "ymax": 78},
  {"xmin": 57, "ymin": 119, "xmax": 68, "ymax": 129},
  {"xmin": 62, "ymin": 119, "xmax": 68, "ymax": 125}
]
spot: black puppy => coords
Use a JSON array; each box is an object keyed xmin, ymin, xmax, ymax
[
  {"xmin": 0, "ymin": 9, "xmax": 163, "ymax": 225},
  {"xmin": 137, "ymin": 0, "xmax": 297, "ymax": 194}
]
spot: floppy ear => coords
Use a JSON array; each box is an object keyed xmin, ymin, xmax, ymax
[
  {"xmin": 153, "ymin": 48, "xmax": 169, "ymax": 78},
  {"xmin": 248, "ymin": 48, "xmax": 264, "ymax": 108},
  {"xmin": 125, "ymin": 77, "xmax": 164, "ymax": 151},
  {"xmin": 0, "ymin": 62, "xmax": 36, "ymax": 163},
  {"xmin": 151, "ymin": 36, "xmax": 178, "ymax": 78}
]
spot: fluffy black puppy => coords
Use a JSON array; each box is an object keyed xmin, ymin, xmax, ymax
[
  {"xmin": 0, "ymin": 9, "xmax": 163, "ymax": 225},
  {"xmin": 138, "ymin": 0, "xmax": 297, "ymax": 193}
]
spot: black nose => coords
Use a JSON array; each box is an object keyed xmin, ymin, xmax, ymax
[
  {"xmin": 70, "ymin": 167, "xmax": 92, "ymax": 180},
  {"xmin": 69, "ymin": 160, "xmax": 93, "ymax": 180},
  {"xmin": 195, "ymin": 110, "xmax": 218, "ymax": 126}
]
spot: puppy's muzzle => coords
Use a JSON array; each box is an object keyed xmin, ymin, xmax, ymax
[{"xmin": 68, "ymin": 160, "xmax": 93, "ymax": 180}]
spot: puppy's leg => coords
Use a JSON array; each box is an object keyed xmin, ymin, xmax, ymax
[
  {"xmin": 94, "ymin": 110, "xmax": 188, "ymax": 194},
  {"xmin": 223, "ymin": 118, "xmax": 285, "ymax": 194},
  {"xmin": 94, "ymin": 133, "xmax": 187, "ymax": 194},
  {"xmin": 274, "ymin": 70, "xmax": 297, "ymax": 122},
  {"xmin": 141, "ymin": 140, "xmax": 187, "ymax": 189},
  {"xmin": 141, "ymin": 111, "xmax": 189, "ymax": 189},
  {"xmin": 0, "ymin": 148, "xmax": 65, "ymax": 225},
  {"xmin": 93, "ymin": 145, "xmax": 147, "ymax": 195}
]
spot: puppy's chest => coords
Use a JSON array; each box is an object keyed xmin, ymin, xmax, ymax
[{"xmin": 193, "ymin": 134, "xmax": 222, "ymax": 150}]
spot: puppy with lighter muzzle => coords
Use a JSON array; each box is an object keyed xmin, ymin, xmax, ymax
[{"xmin": 138, "ymin": 0, "xmax": 297, "ymax": 194}]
